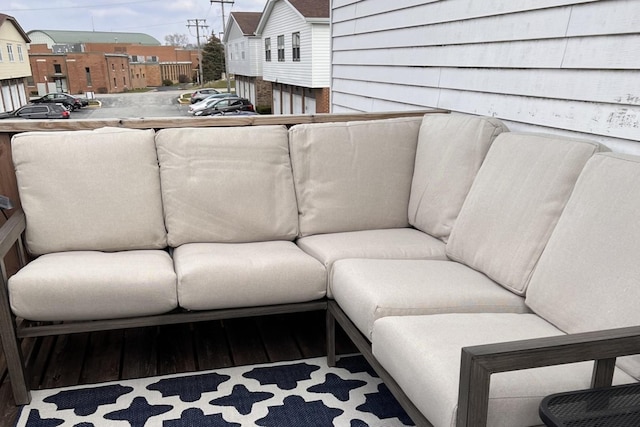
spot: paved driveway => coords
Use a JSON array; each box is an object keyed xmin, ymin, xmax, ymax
[{"xmin": 73, "ymin": 88, "xmax": 190, "ymax": 119}]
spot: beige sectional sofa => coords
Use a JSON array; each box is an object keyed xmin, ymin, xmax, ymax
[{"xmin": 1, "ymin": 112, "xmax": 639, "ymax": 427}]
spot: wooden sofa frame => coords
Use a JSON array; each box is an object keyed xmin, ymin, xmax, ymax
[
  {"xmin": 0, "ymin": 208, "xmax": 326, "ymax": 405},
  {"xmin": 0, "ymin": 111, "xmax": 436, "ymax": 406},
  {"xmin": 327, "ymin": 300, "xmax": 640, "ymax": 427},
  {"xmin": 3, "ymin": 112, "xmax": 638, "ymax": 427}
]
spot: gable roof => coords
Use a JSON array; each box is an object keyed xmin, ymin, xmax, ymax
[
  {"xmin": 288, "ymin": 0, "xmax": 329, "ymax": 19},
  {"xmin": 0, "ymin": 14, "xmax": 31, "ymax": 43},
  {"xmin": 255, "ymin": 0, "xmax": 330, "ymax": 35},
  {"xmin": 26, "ymin": 30, "xmax": 160, "ymax": 45},
  {"xmin": 231, "ymin": 12, "xmax": 262, "ymax": 35}
]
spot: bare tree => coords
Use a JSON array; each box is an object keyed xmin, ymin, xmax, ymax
[{"xmin": 164, "ymin": 33, "xmax": 190, "ymax": 47}]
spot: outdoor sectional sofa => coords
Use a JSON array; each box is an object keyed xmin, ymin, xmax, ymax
[{"xmin": 1, "ymin": 112, "xmax": 639, "ymax": 427}]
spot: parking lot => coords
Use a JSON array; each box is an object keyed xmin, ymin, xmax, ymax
[{"xmin": 72, "ymin": 88, "xmax": 190, "ymax": 119}]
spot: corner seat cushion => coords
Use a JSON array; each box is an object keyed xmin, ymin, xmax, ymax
[
  {"xmin": 156, "ymin": 126, "xmax": 298, "ymax": 246},
  {"xmin": 289, "ymin": 117, "xmax": 422, "ymax": 237},
  {"xmin": 408, "ymin": 113, "xmax": 508, "ymax": 242},
  {"xmin": 174, "ymin": 241, "xmax": 327, "ymax": 311},
  {"xmin": 12, "ymin": 128, "xmax": 167, "ymax": 256},
  {"xmin": 372, "ymin": 313, "xmax": 635, "ymax": 427},
  {"xmin": 332, "ymin": 259, "xmax": 529, "ymax": 339},
  {"xmin": 445, "ymin": 132, "xmax": 605, "ymax": 295},
  {"xmin": 8, "ymin": 250, "xmax": 178, "ymax": 321},
  {"xmin": 526, "ymin": 153, "xmax": 640, "ymax": 380},
  {"xmin": 296, "ymin": 228, "xmax": 447, "ymax": 298}
]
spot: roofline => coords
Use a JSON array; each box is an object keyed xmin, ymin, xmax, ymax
[
  {"xmin": 26, "ymin": 29, "xmax": 161, "ymax": 45},
  {"xmin": 0, "ymin": 14, "xmax": 31, "ymax": 43},
  {"xmin": 222, "ymin": 14, "xmax": 235, "ymax": 43},
  {"xmin": 255, "ymin": 0, "xmax": 328, "ymax": 35}
]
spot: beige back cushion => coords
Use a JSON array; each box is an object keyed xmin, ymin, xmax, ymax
[
  {"xmin": 408, "ymin": 113, "xmax": 508, "ymax": 242},
  {"xmin": 12, "ymin": 127, "xmax": 167, "ymax": 255},
  {"xmin": 446, "ymin": 132, "xmax": 604, "ymax": 295},
  {"xmin": 156, "ymin": 126, "xmax": 298, "ymax": 246},
  {"xmin": 526, "ymin": 153, "xmax": 640, "ymax": 379},
  {"xmin": 289, "ymin": 117, "xmax": 421, "ymax": 237}
]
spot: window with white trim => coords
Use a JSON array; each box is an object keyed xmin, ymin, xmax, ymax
[
  {"xmin": 265, "ymin": 38, "xmax": 271, "ymax": 61},
  {"xmin": 7, "ymin": 44, "xmax": 14, "ymax": 62},
  {"xmin": 292, "ymin": 32, "xmax": 300, "ymax": 62},
  {"xmin": 277, "ymin": 35, "xmax": 284, "ymax": 62},
  {"xmin": 17, "ymin": 44, "xmax": 24, "ymax": 62}
]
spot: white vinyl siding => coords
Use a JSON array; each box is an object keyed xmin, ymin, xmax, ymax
[
  {"xmin": 261, "ymin": 0, "xmax": 330, "ymax": 88},
  {"xmin": 331, "ymin": 0, "xmax": 640, "ymax": 153},
  {"xmin": 226, "ymin": 21, "xmax": 262, "ymax": 77}
]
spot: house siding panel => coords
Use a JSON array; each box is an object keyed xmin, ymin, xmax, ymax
[{"xmin": 331, "ymin": 0, "xmax": 640, "ymax": 153}]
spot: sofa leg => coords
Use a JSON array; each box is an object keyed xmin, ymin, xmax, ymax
[
  {"xmin": 0, "ymin": 265, "xmax": 30, "ymax": 405},
  {"xmin": 326, "ymin": 304, "xmax": 336, "ymax": 367}
]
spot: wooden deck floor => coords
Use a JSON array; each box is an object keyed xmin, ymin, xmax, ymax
[{"xmin": 0, "ymin": 310, "xmax": 358, "ymax": 426}]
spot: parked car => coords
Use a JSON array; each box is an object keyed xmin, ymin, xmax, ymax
[
  {"xmin": 188, "ymin": 94, "xmax": 240, "ymax": 115},
  {"xmin": 197, "ymin": 98, "xmax": 255, "ymax": 116},
  {"xmin": 0, "ymin": 103, "xmax": 70, "ymax": 119},
  {"xmin": 190, "ymin": 88, "xmax": 221, "ymax": 104},
  {"xmin": 32, "ymin": 93, "xmax": 83, "ymax": 110}
]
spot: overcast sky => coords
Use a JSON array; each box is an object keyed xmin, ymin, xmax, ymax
[{"xmin": 5, "ymin": 0, "xmax": 266, "ymax": 45}]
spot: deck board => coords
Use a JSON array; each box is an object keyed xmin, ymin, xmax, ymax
[{"xmin": 0, "ymin": 311, "xmax": 358, "ymax": 425}]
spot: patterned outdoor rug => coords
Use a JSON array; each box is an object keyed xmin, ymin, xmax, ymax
[{"xmin": 15, "ymin": 355, "xmax": 414, "ymax": 427}]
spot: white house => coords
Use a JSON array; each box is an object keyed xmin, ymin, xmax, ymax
[
  {"xmin": 331, "ymin": 0, "xmax": 640, "ymax": 153},
  {"xmin": 0, "ymin": 14, "xmax": 31, "ymax": 113},
  {"xmin": 224, "ymin": 12, "xmax": 272, "ymax": 111},
  {"xmin": 256, "ymin": 0, "xmax": 330, "ymax": 114}
]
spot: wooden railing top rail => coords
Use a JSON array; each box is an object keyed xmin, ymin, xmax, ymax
[{"xmin": 0, "ymin": 109, "xmax": 448, "ymax": 134}]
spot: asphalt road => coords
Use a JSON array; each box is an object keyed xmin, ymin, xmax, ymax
[{"xmin": 73, "ymin": 88, "xmax": 190, "ymax": 119}]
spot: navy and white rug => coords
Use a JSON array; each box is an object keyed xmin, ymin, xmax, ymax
[{"xmin": 15, "ymin": 355, "xmax": 414, "ymax": 426}]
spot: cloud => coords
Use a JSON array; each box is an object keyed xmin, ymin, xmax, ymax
[{"xmin": 91, "ymin": 7, "xmax": 140, "ymax": 18}]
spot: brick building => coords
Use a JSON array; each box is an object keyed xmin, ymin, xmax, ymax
[{"xmin": 26, "ymin": 30, "xmax": 199, "ymax": 95}]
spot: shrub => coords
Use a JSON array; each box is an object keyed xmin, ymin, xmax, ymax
[
  {"xmin": 162, "ymin": 79, "xmax": 174, "ymax": 86},
  {"xmin": 178, "ymin": 74, "xmax": 190, "ymax": 84}
]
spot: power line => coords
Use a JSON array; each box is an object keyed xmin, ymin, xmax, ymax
[
  {"xmin": 210, "ymin": 0, "xmax": 234, "ymax": 93},
  {"xmin": 187, "ymin": 19, "xmax": 209, "ymax": 86}
]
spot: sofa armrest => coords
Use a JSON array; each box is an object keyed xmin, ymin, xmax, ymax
[
  {"xmin": 456, "ymin": 325, "xmax": 640, "ymax": 427},
  {"xmin": 0, "ymin": 208, "xmax": 26, "ymax": 261}
]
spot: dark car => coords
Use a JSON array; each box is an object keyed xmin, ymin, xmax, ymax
[
  {"xmin": 190, "ymin": 88, "xmax": 221, "ymax": 104},
  {"xmin": 197, "ymin": 98, "xmax": 255, "ymax": 116},
  {"xmin": 0, "ymin": 103, "xmax": 70, "ymax": 119},
  {"xmin": 32, "ymin": 93, "xmax": 83, "ymax": 110}
]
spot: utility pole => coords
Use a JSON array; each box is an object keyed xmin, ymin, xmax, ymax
[
  {"xmin": 210, "ymin": 0, "xmax": 234, "ymax": 93},
  {"xmin": 187, "ymin": 19, "xmax": 209, "ymax": 86}
]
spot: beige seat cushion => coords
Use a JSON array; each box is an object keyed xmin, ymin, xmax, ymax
[
  {"xmin": 9, "ymin": 250, "xmax": 177, "ymax": 321},
  {"xmin": 408, "ymin": 113, "xmax": 507, "ymax": 242},
  {"xmin": 156, "ymin": 126, "xmax": 298, "ymax": 246},
  {"xmin": 373, "ymin": 313, "xmax": 635, "ymax": 427},
  {"xmin": 12, "ymin": 128, "xmax": 167, "ymax": 255},
  {"xmin": 174, "ymin": 241, "xmax": 327, "ymax": 311},
  {"xmin": 296, "ymin": 228, "xmax": 447, "ymax": 297},
  {"xmin": 446, "ymin": 133, "xmax": 604, "ymax": 295},
  {"xmin": 332, "ymin": 259, "xmax": 529, "ymax": 339},
  {"xmin": 289, "ymin": 117, "xmax": 422, "ymax": 237},
  {"xmin": 527, "ymin": 153, "xmax": 640, "ymax": 380}
]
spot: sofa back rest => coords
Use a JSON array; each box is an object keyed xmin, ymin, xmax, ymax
[
  {"xmin": 408, "ymin": 113, "xmax": 507, "ymax": 242},
  {"xmin": 155, "ymin": 126, "xmax": 298, "ymax": 246},
  {"xmin": 526, "ymin": 152, "xmax": 640, "ymax": 379},
  {"xmin": 12, "ymin": 127, "xmax": 167, "ymax": 255},
  {"xmin": 289, "ymin": 117, "xmax": 422, "ymax": 237},
  {"xmin": 446, "ymin": 132, "xmax": 605, "ymax": 295}
]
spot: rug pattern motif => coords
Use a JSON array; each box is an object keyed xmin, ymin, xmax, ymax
[{"xmin": 15, "ymin": 355, "xmax": 414, "ymax": 427}]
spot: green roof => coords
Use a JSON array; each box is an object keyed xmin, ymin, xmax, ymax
[{"xmin": 27, "ymin": 30, "xmax": 161, "ymax": 45}]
